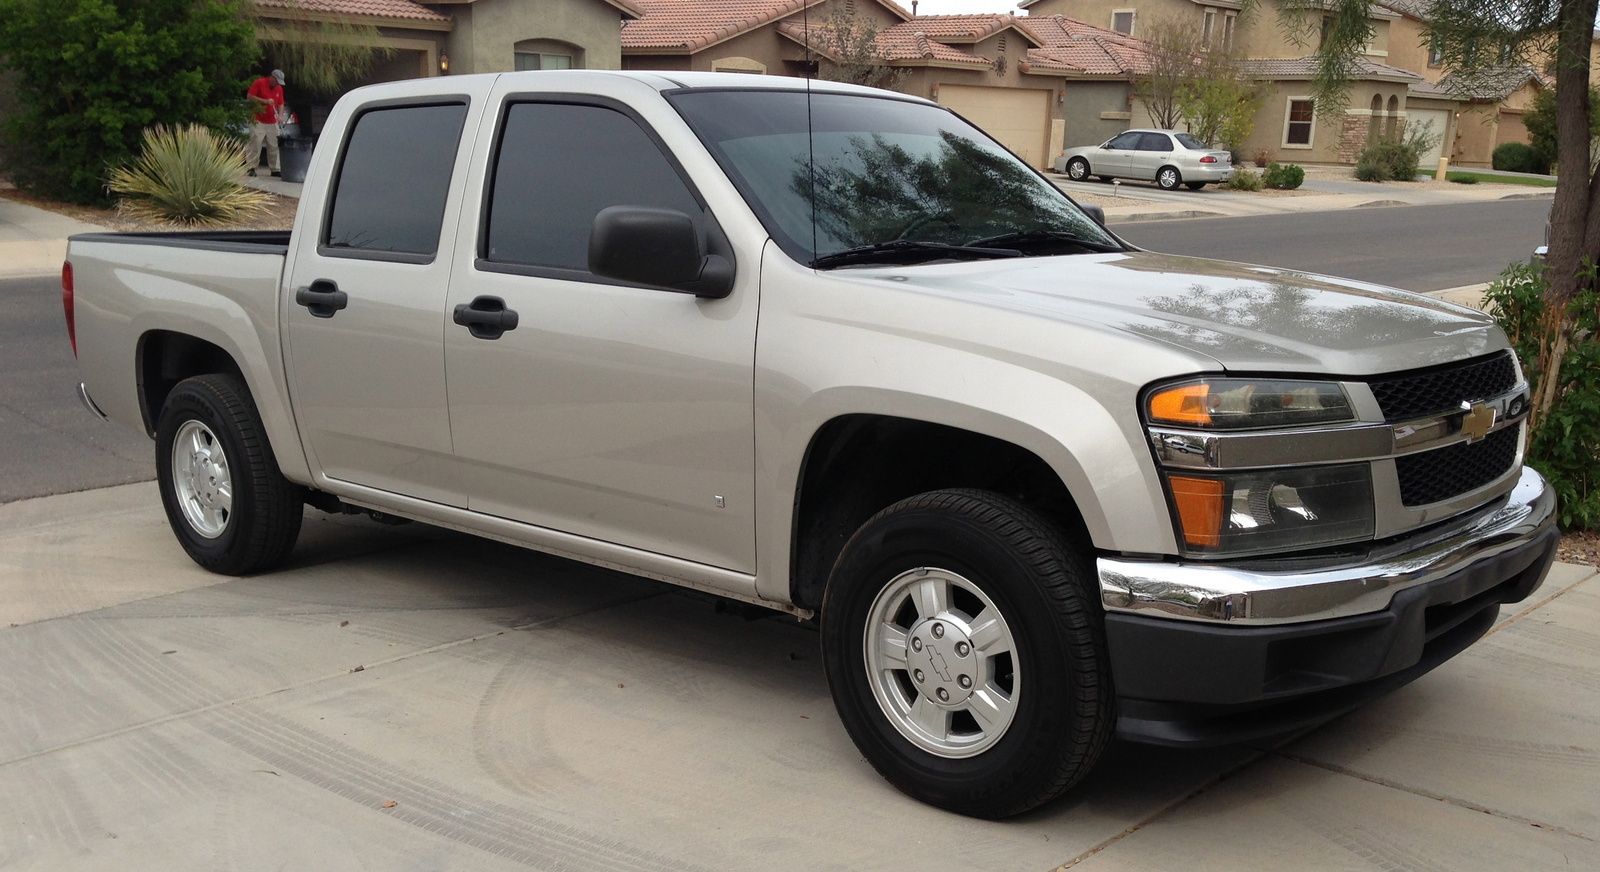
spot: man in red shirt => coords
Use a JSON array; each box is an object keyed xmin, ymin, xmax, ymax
[{"xmin": 246, "ymin": 69, "xmax": 286, "ymax": 177}]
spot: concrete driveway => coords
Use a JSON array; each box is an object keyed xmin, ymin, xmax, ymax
[{"xmin": 3, "ymin": 483, "xmax": 1597, "ymax": 870}]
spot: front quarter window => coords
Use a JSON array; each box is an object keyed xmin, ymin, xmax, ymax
[{"xmin": 668, "ymin": 90, "xmax": 1121, "ymax": 267}]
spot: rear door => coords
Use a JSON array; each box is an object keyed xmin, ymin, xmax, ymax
[
  {"xmin": 440, "ymin": 77, "xmax": 759, "ymax": 572},
  {"xmin": 282, "ymin": 79, "xmax": 491, "ymax": 503},
  {"xmin": 1132, "ymin": 132, "xmax": 1174, "ymax": 180},
  {"xmin": 1097, "ymin": 131, "xmax": 1142, "ymax": 177}
]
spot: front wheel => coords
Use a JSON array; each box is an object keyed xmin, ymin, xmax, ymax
[
  {"xmin": 1157, "ymin": 166, "xmax": 1183, "ymax": 190},
  {"xmin": 1065, "ymin": 158, "xmax": 1089, "ymax": 181},
  {"xmin": 820, "ymin": 489, "xmax": 1113, "ymax": 818},
  {"xmin": 155, "ymin": 373, "xmax": 303, "ymax": 575}
]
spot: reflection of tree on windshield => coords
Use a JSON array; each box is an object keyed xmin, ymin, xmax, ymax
[{"xmin": 792, "ymin": 131, "xmax": 1098, "ymax": 253}]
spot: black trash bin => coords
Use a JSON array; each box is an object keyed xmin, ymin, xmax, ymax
[{"xmin": 277, "ymin": 135, "xmax": 313, "ymax": 184}]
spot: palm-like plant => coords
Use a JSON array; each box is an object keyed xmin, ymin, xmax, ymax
[{"xmin": 107, "ymin": 124, "xmax": 270, "ymax": 226}]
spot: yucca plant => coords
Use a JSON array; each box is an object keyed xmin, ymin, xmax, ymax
[{"xmin": 107, "ymin": 124, "xmax": 271, "ymax": 226}]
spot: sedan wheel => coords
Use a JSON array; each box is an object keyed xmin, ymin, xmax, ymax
[
  {"xmin": 1157, "ymin": 167, "xmax": 1182, "ymax": 190},
  {"xmin": 1066, "ymin": 158, "xmax": 1089, "ymax": 181}
]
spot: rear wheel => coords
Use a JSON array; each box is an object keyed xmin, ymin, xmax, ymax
[
  {"xmin": 155, "ymin": 373, "xmax": 303, "ymax": 575},
  {"xmin": 1065, "ymin": 158, "xmax": 1090, "ymax": 181},
  {"xmin": 1157, "ymin": 166, "xmax": 1182, "ymax": 190},
  {"xmin": 820, "ymin": 489, "xmax": 1113, "ymax": 818},
  {"xmin": 1185, "ymin": 181, "xmax": 1207, "ymax": 191}
]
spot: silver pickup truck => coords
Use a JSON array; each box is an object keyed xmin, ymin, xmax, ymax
[{"xmin": 65, "ymin": 71, "xmax": 1557, "ymax": 818}]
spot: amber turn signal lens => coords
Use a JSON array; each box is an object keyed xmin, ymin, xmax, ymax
[
  {"xmin": 1167, "ymin": 475, "xmax": 1224, "ymax": 548},
  {"xmin": 1148, "ymin": 383, "xmax": 1212, "ymax": 426}
]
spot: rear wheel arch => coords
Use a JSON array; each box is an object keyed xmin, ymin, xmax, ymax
[
  {"xmin": 788, "ymin": 414, "xmax": 1095, "ymax": 612},
  {"xmin": 136, "ymin": 330, "xmax": 248, "ymax": 437}
]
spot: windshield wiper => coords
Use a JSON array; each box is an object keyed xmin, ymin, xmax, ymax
[
  {"xmin": 962, "ymin": 229, "xmax": 1123, "ymax": 253},
  {"xmin": 811, "ymin": 240, "xmax": 1023, "ymax": 269}
]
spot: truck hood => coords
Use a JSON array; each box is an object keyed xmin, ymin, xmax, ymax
[{"xmin": 872, "ymin": 251, "xmax": 1503, "ymax": 375}]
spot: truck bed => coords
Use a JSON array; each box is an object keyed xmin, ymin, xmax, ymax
[{"xmin": 70, "ymin": 229, "xmax": 292, "ymax": 254}]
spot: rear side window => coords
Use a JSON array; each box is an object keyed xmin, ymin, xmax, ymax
[
  {"xmin": 1138, "ymin": 132, "xmax": 1172, "ymax": 151},
  {"xmin": 324, "ymin": 103, "xmax": 468, "ymax": 258},
  {"xmin": 483, "ymin": 102, "xmax": 702, "ymax": 272}
]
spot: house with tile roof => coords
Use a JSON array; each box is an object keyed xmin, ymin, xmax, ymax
[
  {"xmin": 1020, "ymin": 0, "xmax": 1441, "ymax": 165},
  {"xmin": 619, "ymin": 1, "xmax": 1157, "ymax": 167},
  {"xmin": 253, "ymin": 0, "xmax": 641, "ymax": 133}
]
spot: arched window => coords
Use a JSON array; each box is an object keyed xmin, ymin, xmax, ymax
[
  {"xmin": 1385, "ymin": 95, "xmax": 1400, "ymax": 140},
  {"xmin": 1368, "ymin": 94, "xmax": 1383, "ymax": 143},
  {"xmin": 514, "ymin": 39, "xmax": 583, "ymax": 71}
]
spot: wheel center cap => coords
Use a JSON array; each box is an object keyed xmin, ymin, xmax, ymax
[{"xmin": 907, "ymin": 619, "xmax": 977, "ymax": 706}]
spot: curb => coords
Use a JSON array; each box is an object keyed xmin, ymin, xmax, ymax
[{"xmin": 1108, "ymin": 210, "xmax": 1225, "ymax": 224}]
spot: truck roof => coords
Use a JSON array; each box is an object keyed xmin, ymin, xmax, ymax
[{"xmin": 349, "ymin": 69, "xmax": 932, "ymax": 103}]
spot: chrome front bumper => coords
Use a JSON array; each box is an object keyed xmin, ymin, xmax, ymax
[{"xmin": 1098, "ymin": 466, "xmax": 1556, "ymax": 625}]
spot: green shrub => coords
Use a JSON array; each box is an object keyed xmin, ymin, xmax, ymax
[
  {"xmin": 1450, "ymin": 174, "xmax": 1479, "ymax": 184},
  {"xmin": 1484, "ymin": 262, "xmax": 1600, "ymax": 530},
  {"xmin": 1225, "ymin": 168, "xmax": 1263, "ymax": 191},
  {"xmin": 1492, "ymin": 141, "xmax": 1548, "ymax": 175},
  {"xmin": 1262, "ymin": 162, "xmax": 1304, "ymax": 190},
  {"xmin": 1355, "ymin": 125, "xmax": 1438, "ymax": 182},
  {"xmin": 107, "ymin": 124, "xmax": 269, "ymax": 225},
  {"xmin": 1354, "ymin": 155, "xmax": 1391, "ymax": 182},
  {"xmin": 0, "ymin": 0, "xmax": 258, "ymax": 204}
]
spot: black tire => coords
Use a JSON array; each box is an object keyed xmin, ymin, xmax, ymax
[
  {"xmin": 1157, "ymin": 166, "xmax": 1182, "ymax": 190},
  {"xmin": 1065, "ymin": 158, "xmax": 1090, "ymax": 181},
  {"xmin": 1185, "ymin": 181, "xmax": 1207, "ymax": 191},
  {"xmin": 155, "ymin": 373, "xmax": 303, "ymax": 575},
  {"xmin": 820, "ymin": 489, "xmax": 1113, "ymax": 818}
]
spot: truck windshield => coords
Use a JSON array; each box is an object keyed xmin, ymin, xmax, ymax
[{"xmin": 669, "ymin": 90, "xmax": 1122, "ymax": 267}]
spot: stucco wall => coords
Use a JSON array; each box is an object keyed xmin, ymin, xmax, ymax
[
  {"xmin": 1386, "ymin": 15, "xmax": 1439, "ymax": 83},
  {"xmin": 1451, "ymin": 103, "xmax": 1499, "ymax": 167},
  {"xmin": 1239, "ymin": 79, "xmax": 1409, "ymax": 164},
  {"xmin": 449, "ymin": 0, "xmax": 625, "ymax": 74},
  {"xmin": 1064, "ymin": 80, "xmax": 1133, "ymax": 147}
]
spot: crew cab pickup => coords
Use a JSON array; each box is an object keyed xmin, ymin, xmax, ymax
[{"xmin": 65, "ymin": 72, "xmax": 1558, "ymax": 818}]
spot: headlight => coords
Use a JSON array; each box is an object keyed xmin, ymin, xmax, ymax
[
  {"xmin": 1147, "ymin": 378, "xmax": 1354, "ymax": 429},
  {"xmin": 1164, "ymin": 464, "xmax": 1374, "ymax": 556}
]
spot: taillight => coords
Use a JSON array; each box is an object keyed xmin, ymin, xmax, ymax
[
  {"xmin": 62, "ymin": 260, "xmax": 76, "ymax": 357},
  {"xmin": 1199, "ymin": 155, "xmax": 1217, "ymax": 164}
]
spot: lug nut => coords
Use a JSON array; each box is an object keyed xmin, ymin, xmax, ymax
[
  {"xmin": 931, "ymin": 623, "xmax": 944, "ymax": 639},
  {"xmin": 914, "ymin": 669, "xmax": 925, "ymax": 682},
  {"xmin": 955, "ymin": 642, "xmax": 970, "ymax": 657},
  {"xmin": 936, "ymin": 688, "xmax": 949, "ymax": 702},
  {"xmin": 911, "ymin": 637, "xmax": 923, "ymax": 651},
  {"xmin": 958, "ymin": 675, "xmax": 972, "ymax": 689}
]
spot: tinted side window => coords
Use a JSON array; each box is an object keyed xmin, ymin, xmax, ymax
[
  {"xmin": 484, "ymin": 102, "xmax": 702, "ymax": 271},
  {"xmin": 1106, "ymin": 132, "xmax": 1142, "ymax": 149},
  {"xmin": 1139, "ymin": 133, "xmax": 1172, "ymax": 151},
  {"xmin": 325, "ymin": 103, "xmax": 468, "ymax": 257}
]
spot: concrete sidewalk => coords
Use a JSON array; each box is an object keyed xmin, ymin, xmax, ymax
[
  {"xmin": 1, "ymin": 482, "xmax": 1596, "ymax": 870},
  {"xmin": 0, "ymin": 197, "xmax": 106, "ymax": 278}
]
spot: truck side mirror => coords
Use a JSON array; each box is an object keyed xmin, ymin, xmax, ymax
[
  {"xmin": 1082, "ymin": 204, "xmax": 1107, "ymax": 227},
  {"xmin": 589, "ymin": 206, "xmax": 734, "ymax": 299}
]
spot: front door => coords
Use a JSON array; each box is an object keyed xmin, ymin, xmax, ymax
[
  {"xmin": 1098, "ymin": 131, "xmax": 1142, "ymax": 177},
  {"xmin": 442, "ymin": 95, "xmax": 758, "ymax": 572},
  {"xmin": 283, "ymin": 95, "xmax": 478, "ymax": 504}
]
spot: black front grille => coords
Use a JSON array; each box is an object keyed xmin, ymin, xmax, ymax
[
  {"xmin": 1369, "ymin": 352, "xmax": 1518, "ymax": 422},
  {"xmin": 1396, "ymin": 426, "xmax": 1520, "ymax": 506}
]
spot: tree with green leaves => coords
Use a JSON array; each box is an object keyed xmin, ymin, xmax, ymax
[
  {"xmin": 1281, "ymin": 0, "xmax": 1600, "ymax": 440},
  {"xmin": 256, "ymin": 16, "xmax": 395, "ymax": 96},
  {"xmin": 1523, "ymin": 84, "xmax": 1600, "ymax": 174},
  {"xmin": 0, "ymin": 0, "xmax": 258, "ymax": 203},
  {"xmin": 812, "ymin": 5, "xmax": 907, "ymax": 92},
  {"xmin": 1177, "ymin": 48, "xmax": 1264, "ymax": 149}
]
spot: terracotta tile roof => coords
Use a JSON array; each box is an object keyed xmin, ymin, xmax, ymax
[
  {"xmin": 623, "ymin": 0, "xmax": 907, "ymax": 53},
  {"xmin": 1434, "ymin": 65, "xmax": 1547, "ymax": 100},
  {"xmin": 254, "ymin": 0, "xmax": 450, "ymax": 23},
  {"xmin": 775, "ymin": 19, "xmax": 995, "ymax": 68},
  {"xmin": 888, "ymin": 13, "xmax": 1040, "ymax": 45},
  {"xmin": 1242, "ymin": 56, "xmax": 1423, "ymax": 82},
  {"xmin": 1019, "ymin": 15, "xmax": 1154, "ymax": 77}
]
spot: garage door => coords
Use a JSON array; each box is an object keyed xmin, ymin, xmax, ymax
[
  {"xmin": 1409, "ymin": 108, "xmax": 1450, "ymax": 165},
  {"xmin": 937, "ymin": 85, "xmax": 1052, "ymax": 168}
]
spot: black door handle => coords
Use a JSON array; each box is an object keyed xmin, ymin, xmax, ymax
[
  {"xmin": 295, "ymin": 279, "xmax": 348, "ymax": 318},
  {"xmin": 453, "ymin": 295, "xmax": 519, "ymax": 340}
]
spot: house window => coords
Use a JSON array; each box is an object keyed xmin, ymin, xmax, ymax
[
  {"xmin": 1222, "ymin": 13, "xmax": 1236, "ymax": 50},
  {"xmin": 1111, "ymin": 9, "xmax": 1136, "ymax": 35},
  {"xmin": 1428, "ymin": 34, "xmax": 1444, "ymax": 67},
  {"xmin": 1318, "ymin": 15, "xmax": 1333, "ymax": 49},
  {"xmin": 1284, "ymin": 98, "xmax": 1315, "ymax": 147},
  {"xmin": 513, "ymin": 39, "xmax": 583, "ymax": 71},
  {"xmin": 1202, "ymin": 10, "xmax": 1215, "ymax": 49}
]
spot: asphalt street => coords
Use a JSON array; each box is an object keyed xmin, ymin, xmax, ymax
[
  {"xmin": 1114, "ymin": 197, "xmax": 1549, "ymax": 291},
  {"xmin": 0, "ymin": 199, "xmax": 1540, "ymax": 502}
]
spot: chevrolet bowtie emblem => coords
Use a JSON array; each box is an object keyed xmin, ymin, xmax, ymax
[{"xmin": 1460, "ymin": 400, "xmax": 1496, "ymax": 443}]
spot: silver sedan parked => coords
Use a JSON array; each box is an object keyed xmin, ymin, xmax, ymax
[{"xmin": 1054, "ymin": 129, "xmax": 1234, "ymax": 190}]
